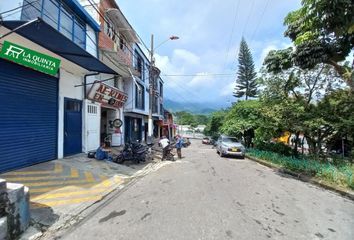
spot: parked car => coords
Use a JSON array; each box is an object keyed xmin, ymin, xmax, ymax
[
  {"xmin": 216, "ymin": 135, "xmax": 245, "ymax": 158},
  {"xmin": 202, "ymin": 137, "xmax": 211, "ymax": 144}
]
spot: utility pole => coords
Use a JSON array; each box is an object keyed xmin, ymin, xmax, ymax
[
  {"xmin": 147, "ymin": 34, "xmax": 154, "ymax": 142},
  {"xmin": 147, "ymin": 34, "xmax": 179, "ymax": 143}
]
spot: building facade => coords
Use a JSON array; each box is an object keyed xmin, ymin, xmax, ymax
[
  {"xmin": 78, "ymin": 0, "xmax": 139, "ymax": 149},
  {"xmin": 0, "ymin": 0, "xmax": 116, "ymax": 172}
]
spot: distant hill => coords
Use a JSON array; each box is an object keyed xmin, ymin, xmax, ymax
[{"xmin": 163, "ymin": 99, "xmax": 223, "ymax": 114}]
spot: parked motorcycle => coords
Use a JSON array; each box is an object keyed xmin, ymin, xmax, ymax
[{"xmin": 114, "ymin": 141, "xmax": 147, "ymax": 164}]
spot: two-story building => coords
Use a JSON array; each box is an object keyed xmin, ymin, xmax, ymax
[
  {"xmin": 78, "ymin": 0, "xmax": 139, "ymax": 149},
  {"xmin": 0, "ymin": 0, "xmax": 117, "ymax": 172},
  {"xmin": 123, "ymin": 43, "xmax": 165, "ymax": 143}
]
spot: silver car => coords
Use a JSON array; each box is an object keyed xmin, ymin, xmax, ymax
[{"xmin": 216, "ymin": 135, "xmax": 245, "ymax": 158}]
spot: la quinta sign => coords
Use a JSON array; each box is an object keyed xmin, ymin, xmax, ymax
[{"xmin": 0, "ymin": 41, "xmax": 61, "ymax": 76}]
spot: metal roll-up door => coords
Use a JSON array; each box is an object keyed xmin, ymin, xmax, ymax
[{"xmin": 0, "ymin": 59, "xmax": 58, "ymax": 173}]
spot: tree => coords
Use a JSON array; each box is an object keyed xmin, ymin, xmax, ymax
[
  {"xmin": 264, "ymin": 0, "xmax": 354, "ymax": 90},
  {"xmin": 220, "ymin": 100, "xmax": 262, "ymax": 147},
  {"xmin": 204, "ymin": 110, "xmax": 227, "ymax": 139},
  {"xmin": 234, "ymin": 38, "xmax": 258, "ymax": 100}
]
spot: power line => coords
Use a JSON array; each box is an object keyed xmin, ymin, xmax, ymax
[
  {"xmin": 249, "ymin": 0, "xmax": 271, "ymax": 44},
  {"xmin": 162, "ymin": 73, "xmax": 236, "ymax": 77},
  {"xmin": 0, "ymin": 0, "xmax": 39, "ymax": 15},
  {"xmin": 223, "ymin": 0, "xmax": 240, "ymax": 70}
]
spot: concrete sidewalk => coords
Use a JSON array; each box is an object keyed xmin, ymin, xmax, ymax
[{"xmin": 0, "ymin": 153, "xmax": 166, "ymax": 238}]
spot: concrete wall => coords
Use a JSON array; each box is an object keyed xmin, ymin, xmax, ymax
[
  {"xmin": 57, "ymin": 69, "xmax": 84, "ymax": 158},
  {"xmin": 0, "ymin": 179, "xmax": 30, "ymax": 240}
]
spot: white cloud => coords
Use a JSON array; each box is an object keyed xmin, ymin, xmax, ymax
[
  {"xmin": 118, "ymin": 0, "xmax": 302, "ymax": 103},
  {"xmin": 173, "ymin": 49, "xmax": 200, "ymax": 65}
]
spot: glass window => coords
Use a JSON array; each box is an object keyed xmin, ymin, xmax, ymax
[
  {"xmin": 21, "ymin": 0, "xmax": 41, "ymax": 21},
  {"xmin": 60, "ymin": 6, "xmax": 73, "ymax": 40},
  {"xmin": 135, "ymin": 83, "xmax": 144, "ymax": 110},
  {"xmin": 74, "ymin": 18, "xmax": 85, "ymax": 49},
  {"xmin": 42, "ymin": 0, "xmax": 59, "ymax": 29}
]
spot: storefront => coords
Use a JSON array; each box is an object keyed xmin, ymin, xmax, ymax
[
  {"xmin": 87, "ymin": 81, "xmax": 127, "ymax": 147},
  {"xmin": 0, "ymin": 18, "xmax": 116, "ymax": 172},
  {"xmin": 124, "ymin": 115, "xmax": 144, "ymax": 143},
  {"xmin": 0, "ymin": 54, "xmax": 59, "ymax": 172}
]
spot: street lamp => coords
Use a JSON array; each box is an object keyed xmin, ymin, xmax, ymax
[{"xmin": 147, "ymin": 34, "xmax": 179, "ymax": 142}]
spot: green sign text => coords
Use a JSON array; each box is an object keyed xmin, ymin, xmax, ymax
[{"xmin": 0, "ymin": 41, "xmax": 61, "ymax": 76}]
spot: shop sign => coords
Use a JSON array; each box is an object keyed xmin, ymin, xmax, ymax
[
  {"xmin": 0, "ymin": 41, "xmax": 61, "ymax": 76},
  {"xmin": 88, "ymin": 81, "xmax": 128, "ymax": 108}
]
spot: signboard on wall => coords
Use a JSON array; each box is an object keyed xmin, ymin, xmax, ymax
[
  {"xmin": 0, "ymin": 41, "xmax": 61, "ymax": 76},
  {"xmin": 88, "ymin": 81, "xmax": 128, "ymax": 108}
]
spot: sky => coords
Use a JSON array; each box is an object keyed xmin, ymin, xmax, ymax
[
  {"xmin": 116, "ymin": 0, "xmax": 302, "ymax": 107},
  {"xmin": 0, "ymin": 0, "xmax": 301, "ymax": 107}
]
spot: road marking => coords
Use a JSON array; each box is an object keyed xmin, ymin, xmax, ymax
[
  {"xmin": 31, "ymin": 196, "xmax": 103, "ymax": 208},
  {"xmin": 1, "ymin": 163, "xmax": 63, "ymax": 176},
  {"xmin": 31, "ymin": 187, "xmax": 115, "ymax": 201},
  {"xmin": 2, "ymin": 167, "xmax": 80, "ymax": 181},
  {"xmin": 84, "ymin": 172, "xmax": 95, "ymax": 182}
]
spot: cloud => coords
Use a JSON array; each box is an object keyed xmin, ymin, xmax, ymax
[
  {"xmin": 173, "ymin": 49, "xmax": 200, "ymax": 65},
  {"xmin": 117, "ymin": 0, "xmax": 302, "ymax": 104}
]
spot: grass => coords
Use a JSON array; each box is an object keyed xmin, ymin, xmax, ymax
[{"xmin": 246, "ymin": 149, "xmax": 354, "ymax": 190}]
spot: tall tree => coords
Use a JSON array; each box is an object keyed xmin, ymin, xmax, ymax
[
  {"xmin": 234, "ymin": 38, "xmax": 258, "ymax": 100},
  {"xmin": 263, "ymin": 0, "xmax": 354, "ymax": 90}
]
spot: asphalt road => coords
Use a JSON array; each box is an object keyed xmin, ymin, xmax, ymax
[{"xmin": 60, "ymin": 140, "xmax": 354, "ymax": 240}]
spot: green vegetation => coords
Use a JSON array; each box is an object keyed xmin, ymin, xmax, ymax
[
  {"xmin": 264, "ymin": 0, "xmax": 354, "ymax": 90},
  {"xmin": 233, "ymin": 38, "xmax": 258, "ymax": 100},
  {"xmin": 247, "ymin": 149, "xmax": 354, "ymax": 190},
  {"xmin": 203, "ymin": 0, "xmax": 354, "ymax": 185},
  {"xmin": 174, "ymin": 111, "xmax": 209, "ymax": 128}
]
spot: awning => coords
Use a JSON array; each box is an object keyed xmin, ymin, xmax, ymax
[
  {"xmin": 105, "ymin": 8, "xmax": 139, "ymax": 43},
  {"xmin": 1, "ymin": 19, "xmax": 116, "ymax": 74}
]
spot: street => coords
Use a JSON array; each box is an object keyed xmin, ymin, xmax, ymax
[{"xmin": 59, "ymin": 140, "xmax": 354, "ymax": 240}]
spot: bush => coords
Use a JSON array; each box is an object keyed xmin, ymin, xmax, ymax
[
  {"xmin": 246, "ymin": 149, "xmax": 354, "ymax": 190},
  {"xmin": 255, "ymin": 142, "xmax": 292, "ymax": 156}
]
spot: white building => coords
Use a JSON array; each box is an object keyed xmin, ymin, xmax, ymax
[{"xmin": 0, "ymin": 0, "xmax": 117, "ymax": 172}]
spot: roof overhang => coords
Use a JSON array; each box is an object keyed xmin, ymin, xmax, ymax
[
  {"xmin": 1, "ymin": 19, "xmax": 116, "ymax": 74},
  {"xmin": 105, "ymin": 8, "xmax": 139, "ymax": 43}
]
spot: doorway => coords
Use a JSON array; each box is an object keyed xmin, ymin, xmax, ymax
[{"xmin": 64, "ymin": 98, "xmax": 82, "ymax": 156}]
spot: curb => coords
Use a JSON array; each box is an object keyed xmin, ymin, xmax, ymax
[{"xmin": 246, "ymin": 154, "xmax": 354, "ymax": 201}]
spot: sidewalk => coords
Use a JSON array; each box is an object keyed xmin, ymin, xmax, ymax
[{"xmin": 0, "ymin": 152, "xmax": 165, "ymax": 238}]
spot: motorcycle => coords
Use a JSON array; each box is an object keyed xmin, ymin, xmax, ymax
[
  {"xmin": 163, "ymin": 144, "xmax": 175, "ymax": 161},
  {"xmin": 114, "ymin": 141, "xmax": 147, "ymax": 164}
]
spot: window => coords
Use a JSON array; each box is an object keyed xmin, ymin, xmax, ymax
[
  {"xmin": 42, "ymin": 0, "xmax": 59, "ymax": 29},
  {"xmin": 113, "ymin": 77, "xmax": 119, "ymax": 88},
  {"xmin": 74, "ymin": 18, "xmax": 86, "ymax": 49},
  {"xmin": 22, "ymin": 0, "xmax": 88, "ymax": 49},
  {"xmin": 134, "ymin": 51, "xmax": 144, "ymax": 79},
  {"xmin": 135, "ymin": 83, "xmax": 144, "ymax": 110},
  {"xmin": 65, "ymin": 100, "xmax": 81, "ymax": 112},
  {"xmin": 152, "ymin": 96, "xmax": 158, "ymax": 114},
  {"xmin": 60, "ymin": 6, "xmax": 73, "ymax": 40},
  {"xmin": 21, "ymin": 0, "xmax": 41, "ymax": 21},
  {"xmin": 160, "ymin": 82, "xmax": 163, "ymax": 97}
]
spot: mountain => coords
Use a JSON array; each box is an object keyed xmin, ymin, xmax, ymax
[{"xmin": 163, "ymin": 99, "xmax": 226, "ymax": 114}]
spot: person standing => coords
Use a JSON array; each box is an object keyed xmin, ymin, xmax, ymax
[
  {"xmin": 175, "ymin": 135, "xmax": 184, "ymax": 159},
  {"xmin": 159, "ymin": 136, "xmax": 170, "ymax": 160}
]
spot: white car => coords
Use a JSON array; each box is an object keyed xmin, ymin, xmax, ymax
[{"xmin": 216, "ymin": 135, "xmax": 245, "ymax": 158}]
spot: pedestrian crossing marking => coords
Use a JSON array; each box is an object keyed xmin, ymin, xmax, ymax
[
  {"xmin": 84, "ymin": 171, "xmax": 95, "ymax": 182},
  {"xmin": 1, "ymin": 163, "xmax": 126, "ymax": 208},
  {"xmin": 3, "ymin": 167, "xmax": 80, "ymax": 181},
  {"xmin": 1, "ymin": 163, "xmax": 63, "ymax": 176},
  {"xmin": 31, "ymin": 187, "xmax": 114, "ymax": 201},
  {"xmin": 71, "ymin": 168, "xmax": 79, "ymax": 178},
  {"xmin": 31, "ymin": 196, "xmax": 103, "ymax": 208}
]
